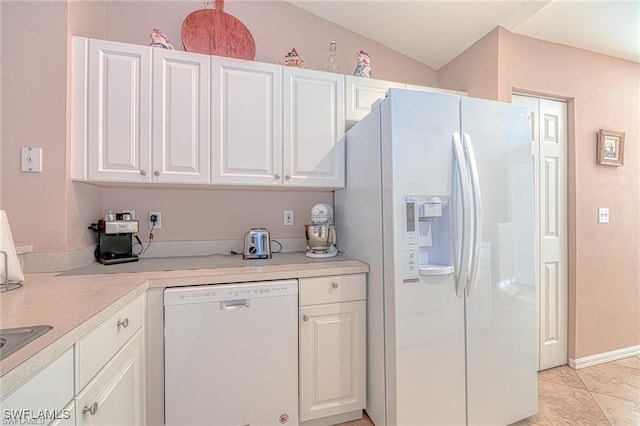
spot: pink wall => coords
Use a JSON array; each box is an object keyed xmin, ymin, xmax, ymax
[
  {"xmin": 438, "ymin": 28, "xmax": 499, "ymax": 99},
  {"xmin": 102, "ymin": 187, "xmax": 332, "ymax": 242},
  {"xmin": 498, "ymin": 29, "xmax": 640, "ymax": 359},
  {"xmin": 66, "ymin": 0, "xmax": 107, "ymax": 250},
  {"xmin": 1, "ymin": 0, "xmax": 437, "ymax": 252},
  {"xmin": 1, "ymin": 1, "xmax": 68, "ymax": 250},
  {"xmin": 102, "ymin": 1, "xmax": 438, "ymax": 86},
  {"xmin": 438, "ymin": 27, "xmax": 640, "ymax": 360}
]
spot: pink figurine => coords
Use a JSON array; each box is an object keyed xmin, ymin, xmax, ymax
[
  {"xmin": 353, "ymin": 50, "xmax": 372, "ymax": 78},
  {"xmin": 149, "ymin": 28, "xmax": 174, "ymax": 49}
]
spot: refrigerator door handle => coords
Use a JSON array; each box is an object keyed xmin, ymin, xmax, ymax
[
  {"xmin": 453, "ymin": 132, "xmax": 472, "ymax": 298},
  {"xmin": 463, "ymin": 133, "xmax": 483, "ymax": 296}
]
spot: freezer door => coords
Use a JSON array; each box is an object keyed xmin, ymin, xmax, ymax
[{"xmin": 461, "ymin": 97, "xmax": 537, "ymax": 425}]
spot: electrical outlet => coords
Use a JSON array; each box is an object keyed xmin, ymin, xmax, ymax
[
  {"xmin": 149, "ymin": 211, "xmax": 162, "ymax": 229},
  {"xmin": 284, "ymin": 210, "xmax": 294, "ymax": 226}
]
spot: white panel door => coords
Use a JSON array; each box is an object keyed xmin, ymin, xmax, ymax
[
  {"xmin": 152, "ymin": 49, "xmax": 210, "ymax": 184},
  {"xmin": 211, "ymin": 57, "xmax": 282, "ymax": 186},
  {"xmin": 283, "ymin": 68, "xmax": 345, "ymax": 188},
  {"xmin": 513, "ymin": 94, "xmax": 568, "ymax": 371},
  {"xmin": 88, "ymin": 39, "xmax": 151, "ymax": 182},
  {"xmin": 299, "ymin": 301, "xmax": 366, "ymax": 422}
]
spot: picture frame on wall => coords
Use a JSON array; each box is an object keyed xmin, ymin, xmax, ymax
[{"xmin": 597, "ymin": 129, "xmax": 625, "ymax": 166}]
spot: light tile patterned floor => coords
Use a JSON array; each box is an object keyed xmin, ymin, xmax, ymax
[{"xmin": 337, "ymin": 356, "xmax": 640, "ymax": 425}]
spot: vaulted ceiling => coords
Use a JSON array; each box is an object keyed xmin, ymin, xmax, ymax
[{"xmin": 286, "ymin": 1, "xmax": 640, "ymax": 69}]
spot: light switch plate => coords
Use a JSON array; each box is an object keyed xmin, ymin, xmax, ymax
[
  {"xmin": 598, "ymin": 207, "xmax": 609, "ymax": 223},
  {"xmin": 21, "ymin": 147, "xmax": 43, "ymax": 172},
  {"xmin": 284, "ymin": 210, "xmax": 294, "ymax": 226}
]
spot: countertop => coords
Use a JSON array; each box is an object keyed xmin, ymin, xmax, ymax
[{"xmin": 0, "ymin": 252, "xmax": 368, "ymax": 397}]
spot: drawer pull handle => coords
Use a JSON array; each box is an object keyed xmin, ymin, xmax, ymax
[
  {"xmin": 285, "ymin": 174, "xmax": 291, "ymax": 180},
  {"xmin": 140, "ymin": 170, "xmax": 147, "ymax": 176},
  {"xmin": 117, "ymin": 318, "xmax": 129, "ymax": 329},
  {"xmin": 275, "ymin": 173, "xmax": 281, "ymax": 179},
  {"xmin": 332, "ymin": 282, "xmax": 339, "ymax": 289},
  {"xmin": 153, "ymin": 170, "xmax": 160, "ymax": 177},
  {"xmin": 83, "ymin": 402, "xmax": 99, "ymax": 416},
  {"xmin": 303, "ymin": 314, "xmax": 310, "ymax": 322}
]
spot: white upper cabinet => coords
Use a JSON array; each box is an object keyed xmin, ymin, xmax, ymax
[
  {"xmin": 152, "ymin": 49, "xmax": 210, "ymax": 184},
  {"xmin": 344, "ymin": 76, "xmax": 466, "ymax": 127},
  {"xmin": 345, "ymin": 75, "xmax": 404, "ymax": 122},
  {"xmin": 86, "ymin": 38, "xmax": 151, "ymax": 182},
  {"xmin": 283, "ymin": 68, "xmax": 345, "ymax": 188},
  {"xmin": 211, "ymin": 57, "xmax": 282, "ymax": 186},
  {"xmin": 72, "ymin": 37, "xmax": 361, "ymax": 189}
]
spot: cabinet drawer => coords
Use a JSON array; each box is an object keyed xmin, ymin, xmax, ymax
[
  {"xmin": 299, "ymin": 274, "xmax": 366, "ymax": 306},
  {"xmin": 76, "ymin": 294, "xmax": 144, "ymax": 391}
]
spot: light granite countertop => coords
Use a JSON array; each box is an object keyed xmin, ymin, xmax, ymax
[{"xmin": 0, "ymin": 252, "xmax": 368, "ymax": 397}]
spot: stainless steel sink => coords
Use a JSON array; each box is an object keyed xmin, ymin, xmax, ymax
[{"xmin": 0, "ymin": 325, "xmax": 52, "ymax": 360}]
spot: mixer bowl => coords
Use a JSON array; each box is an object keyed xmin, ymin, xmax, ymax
[{"xmin": 304, "ymin": 224, "xmax": 336, "ymax": 252}]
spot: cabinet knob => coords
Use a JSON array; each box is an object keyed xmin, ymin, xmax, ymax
[
  {"xmin": 117, "ymin": 318, "xmax": 129, "ymax": 329},
  {"xmin": 140, "ymin": 170, "xmax": 147, "ymax": 176},
  {"xmin": 275, "ymin": 174, "xmax": 281, "ymax": 179},
  {"xmin": 153, "ymin": 170, "xmax": 160, "ymax": 177},
  {"xmin": 83, "ymin": 402, "xmax": 99, "ymax": 416},
  {"xmin": 303, "ymin": 314, "xmax": 310, "ymax": 322},
  {"xmin": 285, "ymin": 174, "xmax": 291, "ymax": 180},
  {"xmin": 332, "ymin": 282, "xmax": 339, "ymax": 289}
]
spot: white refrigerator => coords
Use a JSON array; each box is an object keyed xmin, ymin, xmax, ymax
[{"xmin": 335, "ymin": 89, "xmax": 537, "ymax": 426}]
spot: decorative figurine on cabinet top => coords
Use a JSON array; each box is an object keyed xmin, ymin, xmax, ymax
[
  {"xmin": 280, "ymin": 48, "xmax": 306, "ymax": 68},
  {"xmin": 353, "ymin": 50, "xmax": 372, "ymax": 78},
  {"xmin": 149, "ymin": 28, "xmax": 174, "ymax": 49}
]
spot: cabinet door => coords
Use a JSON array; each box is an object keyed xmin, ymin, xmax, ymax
[
  {"xmin": 152, "ymin": 49, "xmax": 210, "ymax": 184},
  {"xmin": 345, "ymin": 75, "xmax": 404, "ymax": 122},
  {"xmin": 76, "ymin": 330, "xmax": 144, "ymax": 426},
  {"xmin": 0, "ymin": 349, "xmax": 74, "ymax": 420},
  {"xmin": 211, "ymin": 57, "xmax": 282, "ymax": 186},
  {"xmin": 299, "ymin": 301, "xmax": 366, "ymax": 421},
  {"xmin": 87, "ymin": 39, "xmax": 151, "ymax": 182},
  {"xmin": 283, "ymin": 68, "xmax": 345, "ymax": 188}
]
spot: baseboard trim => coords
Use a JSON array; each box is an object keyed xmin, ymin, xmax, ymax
[{"xmin": 569, "ymin": 345, "xmax": 640, "ymax": 369}]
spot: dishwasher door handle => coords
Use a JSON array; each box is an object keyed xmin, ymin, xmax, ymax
[{"xmin": 219, "ymin": 299, "xmax": 251, "ymax": 310}]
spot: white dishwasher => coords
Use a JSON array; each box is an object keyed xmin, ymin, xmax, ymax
[{"xmin": 164, "ymin": 280, "xmax": 298, "ymax": 426}]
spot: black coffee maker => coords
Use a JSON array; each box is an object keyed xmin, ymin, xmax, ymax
[{"xmin": 89, "ymin": 213, "xmax": 140, "ymax": 265}]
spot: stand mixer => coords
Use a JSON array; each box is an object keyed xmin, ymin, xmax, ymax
[{"xmin": 304, "ymin": 203, "xmax": 338, "ymax": 258}]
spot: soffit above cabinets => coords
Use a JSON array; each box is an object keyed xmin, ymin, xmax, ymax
[{"xmin": 286, "ymin": 1, "xmax": 640, "ymax": 69}]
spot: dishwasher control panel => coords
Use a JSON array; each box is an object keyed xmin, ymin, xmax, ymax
[{"xmin": 164, "ymin": 280, "xmax": 298, "ymax": 306}]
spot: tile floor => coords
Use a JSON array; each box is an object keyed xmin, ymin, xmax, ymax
[{"xmin": 338, "ymin": 355, "xmax": 640, "ymax": 425}]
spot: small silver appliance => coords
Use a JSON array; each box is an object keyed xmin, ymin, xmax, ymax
[
  {"xmin": 304, "ymin": 203, "xmax": 338, "ymax": 258},
  {"xmin": 243, "ymin": 228, "xmax": 272, "ymax": 259}
]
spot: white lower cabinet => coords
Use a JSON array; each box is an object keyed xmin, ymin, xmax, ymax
[
  {"xmin": 0, "ymin": 348, "xmax": 74, "ymax": 425},
  {"xmin": 76, "ymin": 330, "xmax": 144, "ymax": 426},
  {"xmin": 50, "ymin": 400, "xmax": 76, "ymax": 426},
  {"xmin": 75, "ymin": 294, "xmax": 145, "ymax": 426},
  {"xmin": 299, "ymin": 274, "xmax": 366, "ymax": 424}
]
